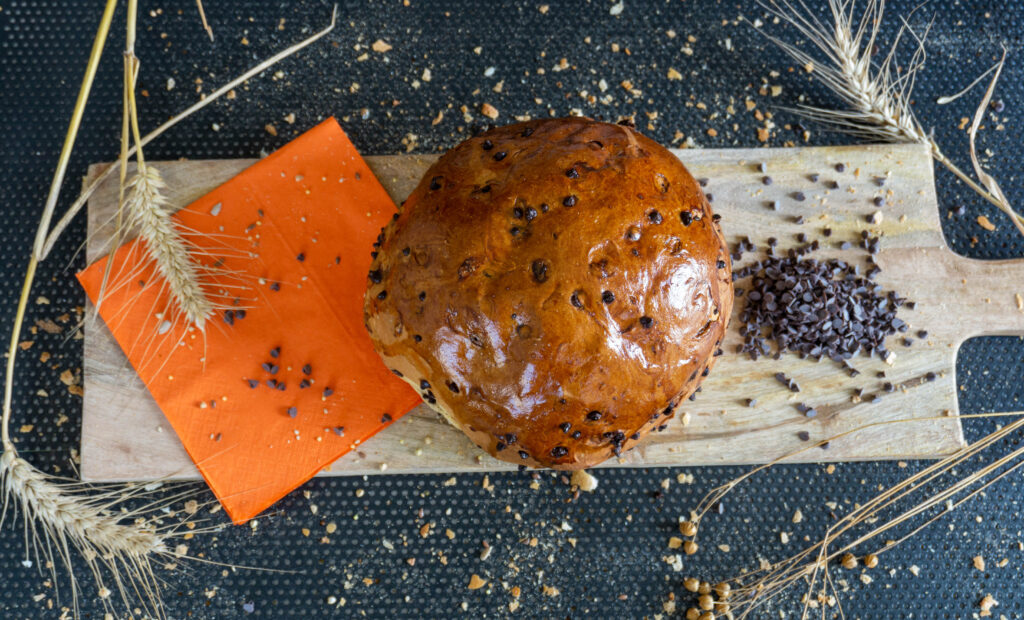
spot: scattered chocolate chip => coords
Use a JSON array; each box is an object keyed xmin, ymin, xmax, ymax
[
  {"xmin": 531, "ymin": 259, "xmax": 550, "ymax": 283},
  {"xmin": 797, "ymin": 431, "xmax": 810, "ymax": 441},
  {"xmin": 563, "ymin": 195, "xmax": 578, "ymax": 207},
  {"xmin": 493, "ymin": 151, "xmax": 507, "ymax": 161},
  {"xmin": 550, "ymin": 446, "xmax": 568, "ymax": 458},
  {"xmin": 835, "ymin": 163, "xmax": 846, "ymax": 172},
  {"xmin": 639, "ymin": 316, "xmax": 653, "ymax": 329},
  {"xmin": 381, "ymin": 413, "xmax": 392, "ymax": 423},
  {"xmin": 648, "ymin": 210, "xmax": 663, "ymax": 224},
  {"xmin": 566, "ymin": 167, "xmax": 579, "ymax": 178},
  {"xmin": 601, "ymin": 290, "xmax": 615, "ymax": 304},
  {"xmin": 679, "ymin": 211, "xmax": 693, "ymax": 225},
  {"xmin": 296, "ymin": 252, "xmax": 305, "ymax": 262},
  {"xmin": 586, "ymin": 410, "xmax": 603, "ymax": 421},
  {"xmin": 570, "ymin": 291, "xmax": 584, "ymax": 308},
  {"xmin": 377, "ymin": 290, "xmax": 387, "ymax": 300},
  {"xmin": 323, "ymin": 387, "xmax": 334, "ymax": 397},
  {"xmin": 246, "ymin": 379, "xmax": 258, "ymax": 388},
  {"xmin": 287, "ymin": 407, "xmax": 298, "ymax": 418}
]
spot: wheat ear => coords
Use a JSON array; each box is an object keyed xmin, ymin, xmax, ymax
[
  {"xmin": 755, "ymin": 0, "xmax": 1024, "ymax": 237},
  {"xmin": 124, "ymin": 165, "xmax": 214, "ymax": 330},
  {"xmin": 1, "ymin": 449, "xmax": 171, "ymax": 615}
]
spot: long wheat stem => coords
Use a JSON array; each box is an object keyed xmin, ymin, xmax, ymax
[{"xmin": 3, "ymin": 0, "xmax": 117, "ymax": 444}]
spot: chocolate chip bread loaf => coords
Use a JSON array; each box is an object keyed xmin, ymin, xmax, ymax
[{"xmin": 364, "ymin": 117, "xmax": 732, "ymax": 469}]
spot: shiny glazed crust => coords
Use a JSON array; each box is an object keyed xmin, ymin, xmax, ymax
[{"xmin": 363, "ymin": 117, "xmax": 733, "ymax": 469}]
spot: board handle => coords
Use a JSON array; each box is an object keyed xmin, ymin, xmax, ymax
[{"xmin": 953, "ymin": 256, "xmax": 1024, "ymax": 339}]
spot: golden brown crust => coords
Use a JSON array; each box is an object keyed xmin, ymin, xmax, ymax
[{"xmin": 364, "ymin": 117, "xmax": 733, "ymax": 469}]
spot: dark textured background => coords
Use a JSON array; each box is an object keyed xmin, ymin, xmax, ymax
[{"xmin": 2, "ymin": 1, "xmax": 1023, "ymax": 618}]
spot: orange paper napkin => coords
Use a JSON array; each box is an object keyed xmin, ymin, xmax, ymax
[{"xmin": 77, "ymin": 118, "xmax": 421, "ymax": 524}]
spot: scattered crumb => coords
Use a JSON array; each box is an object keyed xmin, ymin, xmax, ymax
[{"xmin": 570, "ymin": 469, "xmax": 598, "ymax": 492}]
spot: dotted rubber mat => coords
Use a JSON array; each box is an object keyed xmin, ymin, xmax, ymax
[{"xmin": 1, "ymin": 1, "xmax": 1022, "ymax": 618}]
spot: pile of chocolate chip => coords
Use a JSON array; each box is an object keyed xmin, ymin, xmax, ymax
[{"xmin": 732, "ymin": 241, "xmax": 910, "ymax": 366}]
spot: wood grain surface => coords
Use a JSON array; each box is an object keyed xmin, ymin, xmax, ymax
[{"xmin": 80, "ymin": 143, "xmax": 1024, "ymax": 481}]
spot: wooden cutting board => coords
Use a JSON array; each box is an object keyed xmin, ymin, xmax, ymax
[{"xmin": 79, "ymin": 143, "xmax": 1024, "ymax": 482}]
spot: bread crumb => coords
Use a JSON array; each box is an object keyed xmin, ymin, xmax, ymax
[
  {"xmin": 977, "ymin": 215, "xmax": 996, "ymax": 231},
  {"xmin": 480, "ymin": 103, "xmax": 499, "ymax": 120},
  {"xmin": 667, "ymin": 67, "xmax": 683, "ymax": 81},
  {"xmin": 467, "ymin": 574, "xmax": 487, "ymax": 590},
  {"xmin": 979, "ymin": 593, "xmax": 998, "ymax": 614},
  {"xmin": 973, "ymin": 555, "xmax": 986, "ymax": 571},
  {"xmin": 371, "ymin": 39, "xmax": 392, "ymax": 53},
  {"xmin": 792, "ymin": 508, "xmax": 803, "ymax": 523},
  {"xmin": 570, "ymin": 469, "xmax": 598, "ymax": 492}
]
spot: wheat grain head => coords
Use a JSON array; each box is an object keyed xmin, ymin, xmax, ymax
[
  {"xmin": 124, "ymin": 165, "xmax": 214, "ymax": 331},
  {"xmin": 1, "ymin": 447, "xmax": 173, "ymax": 616}
]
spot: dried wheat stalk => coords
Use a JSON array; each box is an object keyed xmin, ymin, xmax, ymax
[
  {"xmin": 125, "ymin": 166, "xmax": 214, "ymax": 329},
  {"xmin": 680, "ymin": 412, "xmax": 1024, "ymax": 619},
  {"xmin": 1, "ymin": 5, "xmax": 338, "ymax": 617},
  {"xmin": 755, "ymin": 0, "xmax": 1024, "ymax": 237}
]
